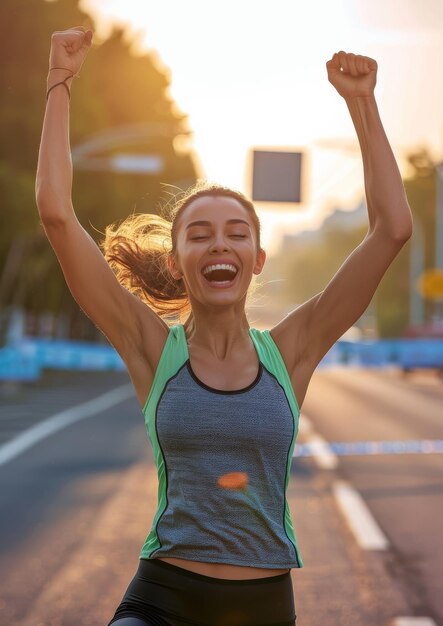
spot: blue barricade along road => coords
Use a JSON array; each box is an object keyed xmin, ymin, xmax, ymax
[
  {"xmin": 0, "ymin": 337, "xmax": 125, "ymax": 381},
  {"xmin": 0, "ymin": 336, "xmax": 442, "ymax": 381}
]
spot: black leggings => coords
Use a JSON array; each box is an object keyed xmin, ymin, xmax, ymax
[{"xmin": 108, "ymin": 558, "xmax": 296, "ymax": 626}]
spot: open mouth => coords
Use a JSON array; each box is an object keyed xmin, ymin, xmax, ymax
[{"xmin": 201, "ymin": 264, "xmax": 239, "ymax": 288}]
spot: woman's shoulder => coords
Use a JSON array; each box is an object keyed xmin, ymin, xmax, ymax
[
  {"xmin": 124, "ymin": 316, "xmax": 184, "ymax": 412},
  {"xmin": 148, "ymin": 321, "xmax": 188, "ymax": 372}
]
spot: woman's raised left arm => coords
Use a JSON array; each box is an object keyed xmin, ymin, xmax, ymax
[
  {"xmin": 327, "ymin": 51, "xmax": 413, "ymax": 237},
  {"xmin": 270, "ymin": 52, "xmax": 413, "ymax": 375}
]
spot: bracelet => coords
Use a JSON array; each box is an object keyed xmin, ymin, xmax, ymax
[
  {"xmin": 49, "ymin": 66, "xmax": 79, "ymax": 76},
  {"xmin": 46, "ymin": 74, "xmax": 74, "ymax": 100}
]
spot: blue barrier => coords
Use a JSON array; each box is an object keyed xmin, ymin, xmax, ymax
[
  {"xmin": 0, "ymin": 337, "xmax": 125, "ymax": 381},
  {"xmin": 1, "ymin": 336, "xmax": 442, "ymax": 381},
  {"xmin": 23, "ymin": 337, "xmax": 126, "ymax": 371},
  {"xmin": 396, "ymin": 340, "xmax": 443, "ymax": 368},
  {"xmin": 318, "ymin": 338, "xmax": 443, "ymax": 369},
  {"xmin": 0, "ymin": 344, "xmax": 40, "ymax": 381}
]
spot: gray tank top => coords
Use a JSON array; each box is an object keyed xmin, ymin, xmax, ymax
[{"xmin": 139, "ymin": 324, "xmax": 304, "ymax": 569}]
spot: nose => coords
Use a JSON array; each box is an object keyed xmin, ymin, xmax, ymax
[{"xmin": 209, "ymin": 231, "xmax": 230, "ymax": 253}]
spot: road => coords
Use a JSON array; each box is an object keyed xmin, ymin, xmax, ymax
[{"xmin": 0, "ymin": 366, "xmax": 441, "ymax": 626}]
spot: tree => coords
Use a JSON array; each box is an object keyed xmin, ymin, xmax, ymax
[{"xmin": 0, "ymin": 0, "xmax": 198, "ymax": 340}]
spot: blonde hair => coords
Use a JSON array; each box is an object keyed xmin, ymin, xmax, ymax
[{"xmin": 100, "ymin": 180, "xmax": 263, "ymax": 324}]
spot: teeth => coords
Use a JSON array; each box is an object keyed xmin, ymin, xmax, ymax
[{"xmin": 202, "ymin": 263, "xmax": 238, "ymax": 276}]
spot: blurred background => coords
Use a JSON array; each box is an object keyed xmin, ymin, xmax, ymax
[
  {"xmin": 1, "ymin": 0, "xmax": 443, "ymax": 342},
  {"xmin": 1, "ymin": 1, "xmax": 443, "ymax": 625}
]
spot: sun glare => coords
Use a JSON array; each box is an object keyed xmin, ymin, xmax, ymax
[{"xmin": 82, "ymin": 0, "xmax": 443, "ymax": 253}]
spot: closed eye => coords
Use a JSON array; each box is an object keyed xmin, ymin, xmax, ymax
[{"xmin": 190, "ymin": 234, "xmax": 246, "ymax": 240}]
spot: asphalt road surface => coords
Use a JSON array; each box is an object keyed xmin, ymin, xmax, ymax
[{"xmin": 0, "ymin": 365, "xmax": 442, "ymax": 626}]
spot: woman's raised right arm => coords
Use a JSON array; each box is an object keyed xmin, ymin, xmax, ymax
[
  {"xmin": 36, "ymin": 27, "xmax": 92, "ymax": 220},
  {"xmin": 35, "ymin": 27, "xmax": 169, "ymax": 365}
]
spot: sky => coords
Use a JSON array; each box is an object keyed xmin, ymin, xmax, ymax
[{"xmin": 81, "ymin": 0, "xmax": 443, "ymax": 254}]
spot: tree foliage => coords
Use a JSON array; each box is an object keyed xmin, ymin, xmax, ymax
[
  {"xmin": 374, "ymin": 151, "xmax": 437, "ymax": 337},
  {"xmin": 0, "ymin": 0, "xmax": 198, "ymax": 339}
]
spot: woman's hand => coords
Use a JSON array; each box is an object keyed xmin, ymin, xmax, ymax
[
  {"xmin": 48, "ymin": 26, "xmax": 93, "ymax": 76},
  {"xmin": 326, "ymin": 51, "xmax": 377, "ymax": 100}
]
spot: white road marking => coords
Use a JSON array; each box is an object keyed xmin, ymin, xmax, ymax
[
  {"xmin": 393, "ymin": 618, "xmax": 437, "ymax": 626},
  {"xmin": 296, "ymin": 416, "xmax": 436, "ymax": 621},
  {"xmin": 0, "ymin": 384, "xmax": 134, "ymax": 467},
  {"xmin": 333, "ymin": 479, "xmax": 389, "ymax": 550},
  {"xmin": 297, "ymin": 414, "xmax": 313, "ymax": 435},
  {"xmin": 296, "ymin": 415, "xmax": 338, "ymax": 469},
  {"xmin": 303, "ymin": 434, "xmax": 339, "ymax": 469}
]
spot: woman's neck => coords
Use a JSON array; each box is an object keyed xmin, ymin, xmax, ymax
[{"xmin": 183, "ymin": 311, "xmax": 251, "ymax": 360}]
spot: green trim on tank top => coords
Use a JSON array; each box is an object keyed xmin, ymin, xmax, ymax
[{"xmin": 143, "ymin": 323, "xmax": 300, "ymax": 418}]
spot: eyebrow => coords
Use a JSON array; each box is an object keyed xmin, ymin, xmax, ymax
[{"xmin": 185, "ymin": 219, "xmax": 250, "ymax": 230}]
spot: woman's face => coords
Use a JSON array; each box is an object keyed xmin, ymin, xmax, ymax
[{"xmin": 168, "ymin": 195, "xmax": 266, "ymax": 309}]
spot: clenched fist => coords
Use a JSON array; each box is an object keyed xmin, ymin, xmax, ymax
[
  {"xmin": 326, "ymin": 51, "xmax": 377, "ymax": 100},
  {"xmin": 49, "ymin": 26, "xmax": 93, "ymax": 76}
]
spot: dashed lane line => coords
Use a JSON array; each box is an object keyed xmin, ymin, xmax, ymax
[
  {"xmin": 298, "ymin": 415, "xmax": 437, "ymax": 623},
  {"xmin": 296, "ymin": 415, "xmax": 338, "ymax": 469},
  {"xmin": 298, "ymin": 415, "xmax": 389, "ymax": 549},
  {"xmin": 333, "ymin": 479, "xmax": 389, "ymax": 550},
  {"xmin": 300, "ymin": 434, "xmax": 339, "ymax": 469},
  {"xmin": 0, "ymin": 384, "xmax": 134, "ymax": 467}
]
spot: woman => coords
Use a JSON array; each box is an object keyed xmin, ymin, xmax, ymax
[{"xmin": 36, "ymin": 26, "xmax": 413, "ymax": 626}]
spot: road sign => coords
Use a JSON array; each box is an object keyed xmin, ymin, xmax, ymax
[
  {"xmin": 417, "ymin": 269, "xmax": 443, "ymax": 300},
  {"xmin": 251, "ymin": 150, "xmax": 302, "ymax": 202}
]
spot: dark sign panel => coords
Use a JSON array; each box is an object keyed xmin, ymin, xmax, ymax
[{"xmin": 252, "ymin": 150, "xmax": 302, "ymax": 202}]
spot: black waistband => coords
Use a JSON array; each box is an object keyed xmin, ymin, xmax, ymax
[{"xmin": 145, "ymin": 557, "xmax": 291, "ymax": 586}]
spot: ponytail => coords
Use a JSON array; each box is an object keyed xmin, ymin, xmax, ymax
[{"xmin": 100, "ymin": 212, "xmax": 191, "ymax": 323}]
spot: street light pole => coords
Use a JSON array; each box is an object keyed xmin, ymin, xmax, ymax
[
  {"xmin": 435, "ymin": 162, "xmax": 443, "ymax": 319},
  {"xmin": 436, "ymin": 163, "xmax": 443, "ymax": 268},
  {"xmin": 409, "ymin": 216, "xmax": 425, "ymax": 326},
  {"xmin": 71, "ymin": 122, "xmax": 192, "ymax": 174}
]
